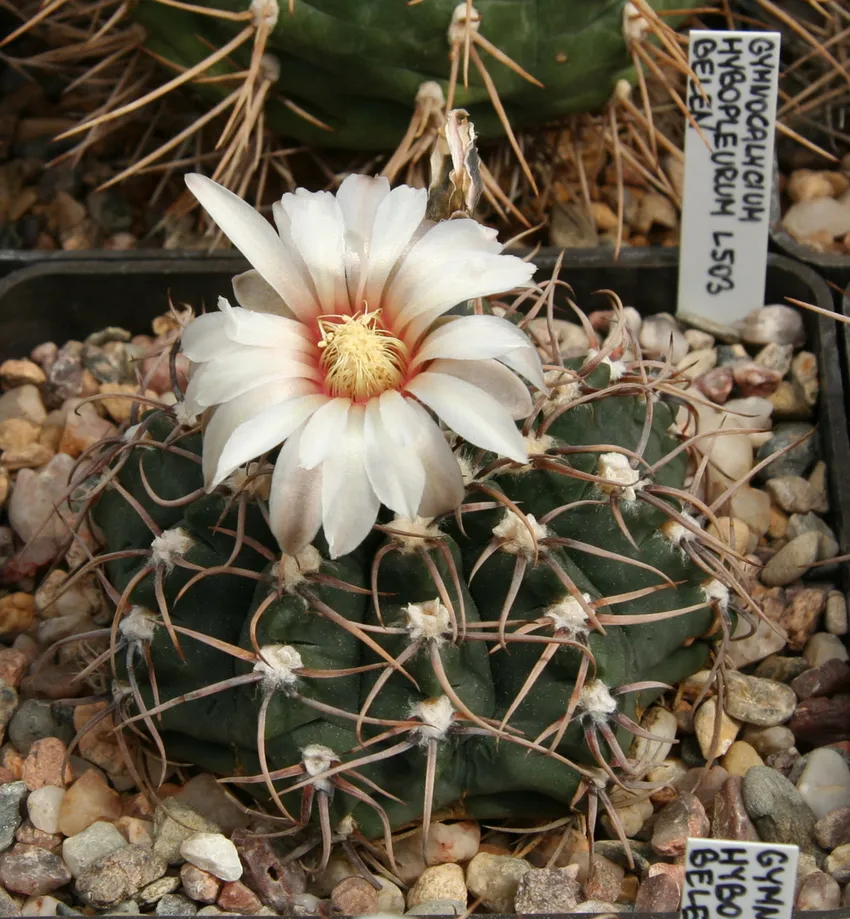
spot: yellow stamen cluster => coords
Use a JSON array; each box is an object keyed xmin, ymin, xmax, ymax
[{"xmin": 317, "ymin": 309, "xmax": 408, "ymax": 401}]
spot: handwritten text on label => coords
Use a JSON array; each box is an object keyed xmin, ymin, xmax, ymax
[
  {"xmin": 676, "ymin": 30, "xmax": 781, "ymax": 323},
  {"xmin": 680, "ymin": 839, "xmax": 798, "ymax": 919}
]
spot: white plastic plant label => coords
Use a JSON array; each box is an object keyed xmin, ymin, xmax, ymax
[
  {"xmin": 677, "ymin": 30, "xmax": 781, "ymax": 324},
  {"xmin": 680, "ymin": 838, "xmax": 799, "ymax": 919}
]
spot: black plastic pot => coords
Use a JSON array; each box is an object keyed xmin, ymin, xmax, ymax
[{"xmin": 0, "ymin": 250, "xmax": 848, "ymax": 919}]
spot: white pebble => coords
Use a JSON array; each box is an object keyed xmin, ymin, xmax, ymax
[
  {"xmin": 180, "ymin": 832, "xmax": 243, "ymax": 882},
  {"xmin": 26, "ymin": 786, "xmax": 65, "ymax": 835},
  {"xmin": 797, "ymin": 749, "xmax": 850, "ymax": 821},
  {"xmin": 826, "ymin": 591, "xmax": 848, "ymax": 636}
]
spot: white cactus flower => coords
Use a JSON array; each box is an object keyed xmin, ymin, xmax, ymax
[{"xmin": 181, "ymin": 173, "xmax": 543, "ymax": 558}]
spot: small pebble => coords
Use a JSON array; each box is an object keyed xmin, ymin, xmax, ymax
[
  {"xmin": 26, "ymin": 787, "xmax": 64, "ymax": 835},
  {"xmin": 825, "ymin": 844, "xmax": 850, "ymax": 884},
  {"xmin": 0, "ymin": 844, "xmax": 71, "ymax": 895},
  {"xmin": 156, "ymin": 893, "xmax": 197, "ymax": 916},
  {"xmin": 634, "ymin": 874, "xmax": 681, "ymax": 912},
  {"xmin": 796, "ymin": 870, "xmax": 840, "ymax": 910},
  {"xmin": 58, "ymin": 769, "xmax": 122, "ymax": 837},
  {"xmin": 761, "ymin": 531, "xmax": 820, "ymax": 587},
  {"xmin": 153, "ymin": 800, "xmax": 219, "ymax": 866},
  {"xmin": 814, "ymin": 806, "xmax": 850, "ymax": 850},
  {"xmin": 514, "ymin": 866, "xmax": 581, "ymax": 914},
  {"xmin": 216, "ymin": 880, "xmax": 262, "ymax": 914},
  {"xmin": 407, "ymin": 864, "xmax": 466, "ymax": 911},
  {"xmin": 180, "ymin": 865, "xmax": 221, "ymax": 905},
  {"xmin": 62, "ymin": 821, "xmax": 128, "ymax": 878},
  {"xmin": 651, "ymin": 793, "xmax": 709, "ymax": 856},
  {"xmin": 804, "ymin": 632, "xmax": 849, "ymax": 668},
  {"xmin": 75, "ymin": 846, "xmax": 167, "ymax": 909},
  {"xmin": 721, "ymin": 741, "xmax": 764, "ymax": 776},
  {"xmin": 711, "ymin": 776, "xmax": 758, "ymax": 841},
  {"xmin": 723, "ymin": 671, "xmax": 796, "ymax": 726},
  {"xmin": 741, "ymin": 725, "xmax": 795, "ymax": 756},
  {"xmin": 181, "ymin": 833, "xmax": 242, "ymax": 882},
  {"xmin": 138, "ymin": 876, "xmax": 181, "ymax": 906},
  {"xmin": 826, "ymin": 591, "xmax": 848, "ymax": 636},
  {"xmin": 742, "ymin": 766, "xmax": 818, "ymax": 855},
  {"xmin": 466, "ymin": 853, "xmax": 530, "ymax": 913},
  {"xmin": 331, "ymin": 877, "xmax": 378, "ymax": 916},
  {"xmin": 694, "ymin": 697, "xmax": 740, "ymax": 758},
  {"xmin": 791, "ymin": 659, "xmax": 850, "ymax": 700},
  {"xmin": 796, "ymin": 748, "xmax": 850, "ymax": 820}
]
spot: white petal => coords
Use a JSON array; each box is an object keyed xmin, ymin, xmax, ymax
[
  {"xmin": 411, "ymin": 314, "xmax": 536, "ymax": 369},
  {"xmin": 335, "ymin": 175, "xmax": 391, "ymax": 309},
  {"xmin": 213, "ymin": 393, "xmax": 326, "ymax": 486},
  {"xmin": 497, "ymin": 345, "xmax": 547, "ymax": 392},
  {"xmin": 184, "ymin": 349, "xmax": 321, "ymax": 409},
  {"xmin": 232, "ymin": 269, "xmax": 295, "ymax": 317},
  {"xmin": 406, "ymin": 371, "xmax": 528, "ymax": 463},
  {"xmin": 427, "ymin": 358, "xmax": 532, "ymax": 420},
  {"xmin": 377, "ymin": 389, "xmax": 424, "ymax": 447},
  {"xmin": 269, "ymin": 425, "xmax": 323, "ymax": 555},
  {"xmin": 364, "ymin": 399, "xmax": 425, "ymax": 518},
  {"xmin": 180, "ymin": 311, "xmax": 231, "ymax": 363},
  {"xmin": 184, "ymin": 174, "xmax": 317, "ymax": 321},
  {"xmin": 298, "ymin": 397, "xmax": 351, "ymax": 470},
  {"xmin": 320, "ymin": 405, "xmax": 380, "ymax": 558},
  {"xmin": 275, "ymin": 189, "xmax": 348, "ymax": 315},
  {"xmin": 404, "ymin": 399, "xmax": 465, "ymax": 517},
  {"xmin": 218, "ymin": 297, "xmax": 313, "ymax": 351},
  {"xmin": 202, "ymin": 380, "xmax": 319, "ymax": 488},
  {"xmin": 363, "ymin": 185, "xmax": 428, "ymax": 311},
  {"xmin": 386, "ymin": 219, "xmax": 534, "ymax": 336},
  {"xmin": 182, "ymin": 299, "xmax": 312, "ymax": 363}
]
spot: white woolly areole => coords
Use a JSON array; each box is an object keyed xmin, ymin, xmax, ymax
[
  {"xmin": 545, "ymin": 594, "xmax": 592, "ymax": 634},
  {"xmin": 337, "ymin": 814, "xmax": 357, "ymax": 838},
  {"xmin": 622, "ymin": 1, "xmax": 649, "ymax": 43},
  {"xmin": 301, "ymin": 744, "xmax": 339, "ymax": 793},
  {"xmin": 598, "ymin": 453, "xmax": 641, "ymax": 502},
  {"xmin": 260, "ymin": 53, "xmax": 280, "ymax": 84},
  {"xmin": 579, "ymin": 680, "xmax": 618, "ymax": 721},
  {"xmin": 224, "ymin": 462, "xmax": 271, "ymax": 501},
  {"xmin": 524, "ymin": 433, "xmax": 554, "ymax": 457},
  {"xmin": 173, "ymin": 401, "xmax": 199, "ymax": 428},
  {"xmin": 411, "ymin": 696, "xmax": 456, "ymax": 743},
  {"xmin": 253, "ymin": 644, "xmax": 303, "ymax": 690},
  {"xmin": 150, "ymin": 527, "xmax": 194, "ymax": 571},
  {"xmin": 456, "ymin": 454, "xmax": 481, "ymax": 487},
  {"xmin": 274, "ymin": 545, "xmax": 322, "ymax": 591},
  {"xmin": 250, "ymin": 0, "xmax": 279, "ymax": 29},
  {"xmin": 123, "ymin": 423, "xmax": 142, "ymax": 443},
  {"xmin": 587, "ymin": 350, "xmax": 628, "ymax": 382},
  {"xmin": 448, "ymin": 2, "xmax": 480, "ymax": 43},
  {"xmin": 702, "ymin": 579, "xmax": 730, "ymax": 610},
  {"xmin": 390, "ymin": 515, "xmax": 442, "ymax": 553},
  {"xmin": 493, "ymin": 510, "xmax": 549, "ymax": 556},
  {"xmin": 405, "ymin": 599, "xmax": 452, "ymax": 644},
  {"xmin": 112, "ymin": 681, "xmax": 133, "ymax": 701},
  {"xmin": 119, "ymin": 606, "xmax": 157, "ymax": 643},
  {"xmin": 662, "ymin": 513, "xmax": 699, "ymax": 546}
]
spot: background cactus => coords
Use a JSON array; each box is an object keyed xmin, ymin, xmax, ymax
[
  {"xmin": 60, "ymin": 307, "xmax": 747, "ymax": 863},
  {"xmin": 130, "ymin": 0, "xmax": 695, "ymax": 149}
]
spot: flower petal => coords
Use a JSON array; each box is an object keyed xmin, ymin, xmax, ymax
[
  {"xmin": 269, "ymin": 424, "xmax": 323, "ymax": 555},
  {"xmin": 275, "ymin": 189, "xmax": 348, "ymax": 315},
  {"xmin": 213, "ymin": 393, "xmax": 327, "ymax": 486},
  {"xmin": 335, "ymin": 174, "xmax": 391, "ymax": 308},
  {"xmin": 427, "ymin": 358, "xmax": 532, "ymax": 420},
  {"xmin": 406, "ymin": 371, "xmax": 528, "ymax": 463},
  {"xmin": 202, "ymin": 379, "xmax": 319, "ymax": 488},
  {"xmin": 497, "ymin": 345, "xmax": 547, "ymax": 392},
  {"xmin": 404, "ymin": 399, "xmax": 465, "ymax": 517},
  {"xmin": 298, "ymin": 397, "xmax": 351, "ymax": 470},
  {"xmin": 180, "ymin": 311, "xmax": 232, "ymax": 363},
  {"xmin": 364, "ymin": 399, "xmax": 425, "ymax": 518},
  {"xmin": 377, "ymin": 389, "xmax": 425, "ymax": 447},
  {"xmin": 385, "ymin": 219, "xmax": 535, "ymax": 336},
  {"xmin": 232, "ymin": 269, "xmax": 294, "ymax": 317},
  {"xmin": 184, "ymin": 174, "xmax": 316, "ymax": 321},
  {"xmin": 320, "ymin": 405, "xmax": 380, "ymax": 558},
  {"xmin": 411, "ymin": 314, "xmax": 537, "ymax": 369},
  {"xmin": 363, "ymin": 185, "xmax": 428, "ymax": 311},
  {"xmin": 184, "ymin": 349, "xmax": 321, "ymax": 410}
]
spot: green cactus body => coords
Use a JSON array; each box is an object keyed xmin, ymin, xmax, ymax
[
  {"xmin": 88, "ymin": 354, "xmax": 735, "ymax": 845},
  {"xmin": 132, "ymin": 0, "xmax": 696, "ymax": 149}
]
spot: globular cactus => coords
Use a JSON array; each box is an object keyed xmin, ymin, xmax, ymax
[
  {"xmin": 126, "ymin": 0, "xmax": 694, "ymax": 149},
  {"xmin": 59, "ymin": 327, "xmax": 744, "ymax": 862},
  {"xmin": 48, "ymin": 133, "xmax": 747, "ymax": 867}
]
